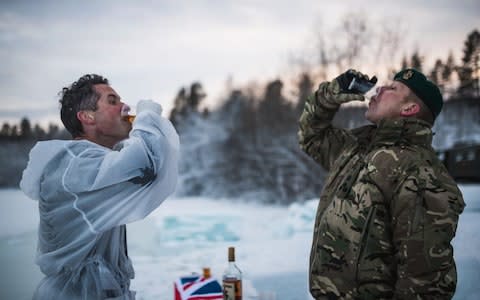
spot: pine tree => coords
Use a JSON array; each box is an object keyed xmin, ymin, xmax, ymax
[
  {"xmin": 401, "ymin": 55, "xmax": 408, "ymax": 70},
  {"xmin": 458, "ymin": 29, "xmax": 480, "ymax": 96},
  {"xmin": 20, "ymin": 117, "xmax": 32, "ymax": 139},
  {"xmin": 295, "ymin": 73, "xmax": 314, "ymax": 113},
  {"xmin": 442, "ymin": 52, "xmax": 455, "ymax": 83},
  {"xmin": 442, "ymin": 51, "xmax": 456, "ymax": 96},
  {"xmin": 411, "ymin": 51, "xmax": 423, "ymax": 72},
  {"xmin": 34, "ymin": 124, "xmax": 46, "ymax": 140},
  {"xmin": 0, "ymin": 123, "xmax": 10, "ymax": 138},
  {"xmin": 430, "ymin": 59, "xmax": 443, "ymax": 87}
]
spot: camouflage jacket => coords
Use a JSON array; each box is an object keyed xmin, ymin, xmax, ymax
[{"xmin": 298, "ymin": 82, "xmax": 465, "ymax": 300}]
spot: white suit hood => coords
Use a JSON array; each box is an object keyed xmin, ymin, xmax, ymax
[{"xmin": 20, "ymin": 140, "xmax": 71, "ymax": 200}]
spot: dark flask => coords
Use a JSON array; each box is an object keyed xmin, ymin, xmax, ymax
[{"xmin": 336, "ymin": 69, "xmax": 378, "ymax": 94}]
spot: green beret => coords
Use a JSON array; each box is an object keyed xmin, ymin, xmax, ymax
[{"xmin": 394, "ymin": 68, "xmax": 443, "ymax": 120}]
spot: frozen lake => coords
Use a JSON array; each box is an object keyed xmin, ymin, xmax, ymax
[{"xmin": 0, "ymin": 185, "xmax": 479, "ymax": 299}]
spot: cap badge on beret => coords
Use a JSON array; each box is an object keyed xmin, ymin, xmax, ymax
[{"xmin": 403, "ymin": 70, "xmax": 414, "ymax": 80}]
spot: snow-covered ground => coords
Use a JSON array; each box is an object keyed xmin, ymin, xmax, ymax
[{"xmin": 0, "ymin": 185, "xmax": 478, "ymax": 300}]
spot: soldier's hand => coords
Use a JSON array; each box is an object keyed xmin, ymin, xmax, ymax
[
  {"xmin": 335, "ymin": 69, "xmax": 371, "ymax": 93},
  {"xmin": 320, "ymin": 78, "xmax": 365, "ymax": 107},
  {"xmin": 333, "ymin": 69, "xmax": 371, "ymax": 102}
]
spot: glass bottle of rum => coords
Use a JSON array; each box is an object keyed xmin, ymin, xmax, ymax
[{"xmin": 222, "ymin": 247, "xmax": 242, "ymax": 300}]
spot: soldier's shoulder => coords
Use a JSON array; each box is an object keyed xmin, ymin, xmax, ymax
[
  {"xmin": 367, "ymin": 144, "xmax": 421, "ymax": 168},
  {"xmin": 384, "ymin": 145, "xmax": 461, "ymax": 194},
  {"xmin": 365, "ymin": 144, "xmax": 440, "ymax": 186}
]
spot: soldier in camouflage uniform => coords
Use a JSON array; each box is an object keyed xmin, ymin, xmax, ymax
[{"xmin": 298, "ymin": 69, "xmax": 465, "ymax": 299}]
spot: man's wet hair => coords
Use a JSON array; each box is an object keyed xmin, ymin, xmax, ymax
[{"xmin": 59, "ymin": 74, "xmax": 109, "ymax": 138}]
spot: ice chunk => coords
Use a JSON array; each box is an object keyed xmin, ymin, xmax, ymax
[{"xmin": 157, "ymin": 215, "xmax": 241, "ymax": 245}]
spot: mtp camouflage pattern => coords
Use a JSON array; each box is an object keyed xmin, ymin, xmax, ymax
[{"xmin": 298, "ymin": 81, "xmax": 465, "ymax": 299}]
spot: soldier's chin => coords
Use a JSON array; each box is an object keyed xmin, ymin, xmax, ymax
[
  {"xmin": 365, "ymin": 111, "xmax": 377, "ymax": 124},
  {"xmin": 365, "ymin": 110, "xmax": 372, "ymax": 121}
]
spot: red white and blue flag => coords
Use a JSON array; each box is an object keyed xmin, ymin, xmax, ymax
[{"xmin": 174, "ymin": 274, "xmax": 224, "ymax": 300}]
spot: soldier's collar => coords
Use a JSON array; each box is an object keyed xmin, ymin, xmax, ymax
[{"xmin": 372, "ymin": 117, "xmax": 433, "ymax": 147}]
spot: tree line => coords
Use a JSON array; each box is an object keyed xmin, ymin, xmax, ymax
[
  {"xmin": 403, "ymin": 29, "xmax": 480, "ymax": 98},
  {"xmin": 0, "ymin": 118, "xmax": 70, "ymax": 141}
]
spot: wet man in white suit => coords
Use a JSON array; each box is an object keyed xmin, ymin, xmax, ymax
[{"xmin": 20, "ymin": 74, "xmax": 179, "ymax": 299}]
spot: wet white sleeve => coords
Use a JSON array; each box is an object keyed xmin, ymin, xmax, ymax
[{"xmin": 62, "ymin": 110, "xmax": 179, "ymax": 233}]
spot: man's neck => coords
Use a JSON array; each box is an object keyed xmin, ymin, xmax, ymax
[{"xmin": 75, "ymin": 136, "xmax": 116, "ymax": 149}]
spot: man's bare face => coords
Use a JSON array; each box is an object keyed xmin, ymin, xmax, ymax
[
  {"xmin": 90, "ymin": 84, "xmax": 131, "ymax": 144},
  {"xmin": 365, "ymin": 81, "xmax": 410, "ymax": 123}
]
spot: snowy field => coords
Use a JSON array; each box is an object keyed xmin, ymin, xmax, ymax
[{"xmin": 0, "ymin": 185, "xmax": 479, "ymax": 300}]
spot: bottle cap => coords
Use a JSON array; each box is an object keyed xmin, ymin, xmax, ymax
[
  {"xmin": 228, "ymin": 247, "xmax": 235, "ymax": 262},
  {"xmin": 203, "ymin": 267, "xmax": 211, "ymax": 278}
]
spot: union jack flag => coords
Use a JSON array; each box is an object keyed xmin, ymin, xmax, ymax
[{"xmin": 174, "ymin": 274, "xmax": 224, "ymax": 300}]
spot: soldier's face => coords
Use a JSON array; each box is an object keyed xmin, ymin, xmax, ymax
[{"xmin": 365, "ymin": 81, "xmax": 410, "ymax": 123}]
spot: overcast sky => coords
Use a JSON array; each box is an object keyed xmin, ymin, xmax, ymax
[{"xmin": 0, "ymin": 0, "xmax": 478, "ymax": 126}]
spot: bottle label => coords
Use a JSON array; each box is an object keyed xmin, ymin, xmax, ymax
[
  {"xmin": 223, "ymin": 281, "xmax": 235, "ymax": 300},
  {"xmin": 223, "ymin": 279, "xmax": 242, "ymax": 300}
]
